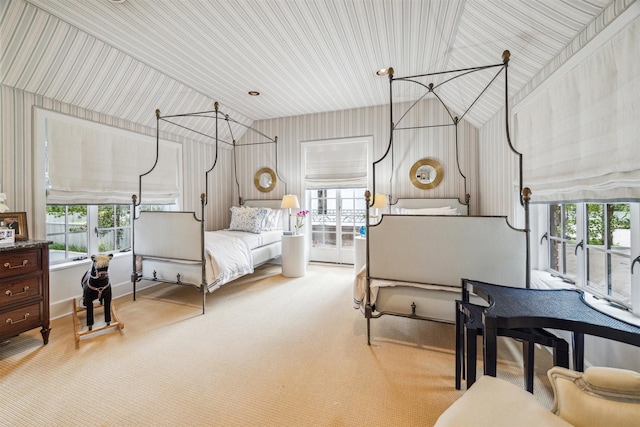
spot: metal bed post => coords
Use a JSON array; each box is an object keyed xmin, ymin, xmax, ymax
[
  {"xmin": 364, "ymin": 190, "xmax": 372, "ymax": 345},
  {"xmin": 200, "ymin": 192, "xmax": 207, "ymax": 314},
  {"xmin": 523, "ymin": 187, "xmax": 532, "ymax": 289}
]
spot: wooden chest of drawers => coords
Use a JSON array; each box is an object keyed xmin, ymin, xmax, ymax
[{"xmin": 0, "ymin": 240, "xmax": 51, "ymax": 345}]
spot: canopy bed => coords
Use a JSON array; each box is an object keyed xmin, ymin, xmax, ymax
[
  {"xmin": 131, "ymin": 103, "xmax": 285, "ymax": 314},
  {"xmin": 356, "ymin": 51, "xmax": 533, "ymax": 344}
]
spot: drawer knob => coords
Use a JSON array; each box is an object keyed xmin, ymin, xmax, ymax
[
  {"xmin": 6, "ymin": 312, "xmax": 30, "ymax": 324},
  {"xmin": 4, "ymin": 260, "xmax": 29, "ymax": 269},
  {"xmin": 5, "ymin": 286, "xmax": 30, "ymax": 297}
]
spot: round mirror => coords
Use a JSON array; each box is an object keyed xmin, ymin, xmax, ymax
[
  {"xmin": 254, "ymin": 167, "xmax": 276, "ymax": 192},
  {"xmin": 410, "ymin": 158, "xmax": 443, "ymax": 189}
]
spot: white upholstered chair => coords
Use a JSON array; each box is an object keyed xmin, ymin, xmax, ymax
[{"xmin": 435, "ymin": 366, "xmax": 640, "ymax": 427}]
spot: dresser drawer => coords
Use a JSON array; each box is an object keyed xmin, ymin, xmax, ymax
[
  {"xmin": 0, "ymin": 302, "xmax": 43, "ymax": 337},
  {"xmin": 0, "ymin": 276, "xmax": 43, "ymax": 306},
  {"xmin": 0, "ymin": 249, "xmax": 41, "ymax": 279}
]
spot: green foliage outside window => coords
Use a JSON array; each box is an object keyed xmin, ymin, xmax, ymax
[{"xmin": 587, "ymin": 203, "xmax": 630, "ymax": 246}]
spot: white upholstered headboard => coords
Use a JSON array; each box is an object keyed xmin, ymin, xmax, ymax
[
  {"xmin": 368, "ymin": 215, "xmax": 527, "ymax": 288},
  {"xmin": 134, "ymin": 211, "xmax": 202, "ymax": 261},
  {"xmin": 390, "ymin": 198, "xmax": 469, "ymax": 215}
]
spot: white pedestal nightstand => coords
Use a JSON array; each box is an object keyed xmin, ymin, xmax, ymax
[
  {"xmin": 354, "ymin": 235, "xmax": 366, "ymax": 274},
  {"xmin": 281, "ymin": 234, "xmax": 306, "ymax": 277}
]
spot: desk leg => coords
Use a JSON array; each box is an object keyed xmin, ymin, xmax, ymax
[
  {"xmin": 553, "ymin": 339, "xmax": 570, "ymax": 369},
  {"xmin": 483, "ymin": 319, "xmax": 498, "ymax": 377},
  {"xmin": 573, "ymin": 332, "xmax": 585, "ymax": 372},
  {"xmin": 455, "ymin": 301, "xmax": 464, "ymax": 390},
  {"xmin": 523, "ymin": 341, "xmax": 534, "ymax": 393}
]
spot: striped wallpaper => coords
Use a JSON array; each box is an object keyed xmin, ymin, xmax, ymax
[
  {"xmin": 1, "ymin": 0, "xmax": 636, "ymax": 235},
  {"xmin": 236, "ymin": 98, "xmax": 479, "ymax": 214}
]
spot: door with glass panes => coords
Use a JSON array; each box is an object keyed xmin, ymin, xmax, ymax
[{"xmin": 307, "ymin": 188, "xmax": 367, "ymax": 264}]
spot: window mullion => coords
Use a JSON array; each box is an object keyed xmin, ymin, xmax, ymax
[
  {"xmin": 576, "ymin": 203, "xmax": 587, "ymax": 288},
  {"xmin": 88, "ymin": 205, "xmax": 99, "ymax": 255}
]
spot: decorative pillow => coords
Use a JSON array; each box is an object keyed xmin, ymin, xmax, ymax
[
  {"xmin": 262, "ymin": 208, "xmax": 283, "ymax": 231},
  {"xmin": 228, "ymin": 206, "xmax": 268, "ymax": 233}
]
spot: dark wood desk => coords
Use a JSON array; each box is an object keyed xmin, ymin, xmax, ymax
[{"xmin": 462, "ymin": 279, "xmax": 640, "ymax": 377}]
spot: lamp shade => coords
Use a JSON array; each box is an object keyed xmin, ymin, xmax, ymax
[
  {"xmin": 281, "ymin": 194, "xmax": 300, "ymax": 209},
  {"xmin": 372, "ymin": 194, "xmax": 388, "ymax": 209}
]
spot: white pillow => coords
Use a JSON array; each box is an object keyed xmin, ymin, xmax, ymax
[
  {"xmin": 228, "ymin": 206, "xmax": 268, "ymax": 233},
  {"xmin": 260, "ymin": 208, "xmax": 283, "ymax": 231},
  {"xmin": 266, "ymin": 209, "xmax": 283, "ymax": 230},
  {"xmin": 400, "ymin": 207, "xmax": 458, "ymax": 215}
]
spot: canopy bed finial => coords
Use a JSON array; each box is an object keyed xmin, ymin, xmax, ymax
[
  {"xmin": 214, "ymin": 101, "xmax": 219, "ymax": 110},
  {"xmin": 502, "ymin": 50, "xmax": 511, "ymax": 63},
  {"xmin": 376, "ymin": 67, "xmax": 394, "ymax": 77},
  {"xmin": 155, "ymin": 109, "xmax": 160, "ymax": 117}
]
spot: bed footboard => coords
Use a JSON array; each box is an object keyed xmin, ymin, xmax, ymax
[
  {"xmin": 132, "ymin": 210, "xmax": 206, "ymax": 310},
  {"xmin": 364, "ymin": 214, "xmax": 527, "ymax": 342}
]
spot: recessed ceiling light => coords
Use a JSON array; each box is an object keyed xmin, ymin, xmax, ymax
[{"xmin": 248, "ymin": 91, "xmax": 260, "ymax": 96}]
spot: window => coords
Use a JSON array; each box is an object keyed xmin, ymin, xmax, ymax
[
  {"xmin": 549, "ymin": 203, "xmax": 578, "ymax": 282},
  {"xmin": 35, "ymin": 108, "xmax": 183, "ymax": 264},
  {"xmin": 46, "ymin": 205, "xmax": 89, "ymax": 262},
  {"xmin": 547, "ymin": 202, "xmax": 637, "ymax": 308},
  {"xmin": 585, "ymin": 203, "xmax": 631, "ymax": 303},
  {"xmin": 47, "ymin": 204, "xmax": 166, "ymax": 264}
]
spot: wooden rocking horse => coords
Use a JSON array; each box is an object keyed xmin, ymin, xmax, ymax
[
  {"xmin": 72, "ymin": 253, "xmax": 124, "ymax": 343},
  {"xmin": 81, "ymin": 253, "xmax": 113, "ymax": 330}
]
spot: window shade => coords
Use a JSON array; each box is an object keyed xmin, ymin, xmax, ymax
[
  {"xmin": 515, "ymin": 18, "xmax": 640, "ymax": 203},
  {"xmin": 46, "ymin": 115, "xmax": 181, "ymax": 205},
  {"xmin": 303, "ymin": 138, "xmax": 369, "ymax": 189}
]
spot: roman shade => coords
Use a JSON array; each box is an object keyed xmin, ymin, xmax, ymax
[
  {"xmin": 46, "ymin": 113, "xmax": 181, "ymax": 205},
  {"xmin": 515, "ymin": 17, "xmax": 640, "ymax": 203},
  {"xmin": 303, "ymin": 137, "xmax": 370, "ymax": 189}
]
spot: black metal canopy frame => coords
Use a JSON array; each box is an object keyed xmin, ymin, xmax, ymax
[
  {"xmin": 132, "ymin": 101, "xmax": 284, "ymax": 214},
  {"xmin": 371, "ymin": 50, "xmax": 524, "ymax": 210}
]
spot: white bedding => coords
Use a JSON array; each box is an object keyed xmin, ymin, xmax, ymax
[
  {"xmin": 352, "ymin": 266, "xmax": 458, "ymax": 311},
  {"xmin": 217, "ymin": 229, "xmax": 282, "ymax": 250},
  {"xmin": 205, "ymin": 229, "xmax": 282, "ymax": 291},
  {"xmin": 140, "ymin": 229, "xmax": 282, "ymax": 292}
]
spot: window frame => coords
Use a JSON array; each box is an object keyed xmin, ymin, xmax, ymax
[
  {"xmin": 46, "ymin": 203, "xmax": 169, "ymax": 265},
  {"xmin": 545, "ymin": 201, "xmax": 638, "ymax": 310}
]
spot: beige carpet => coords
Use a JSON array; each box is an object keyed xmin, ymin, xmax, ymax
[{"xmin": 1, "ymin": 263, "xmax": 553, "ymax": 426}]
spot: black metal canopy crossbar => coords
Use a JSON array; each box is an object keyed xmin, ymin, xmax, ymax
[
  {"xmin": 133, "ymin": 102, "xmax": 284, "ymax": 212},
  {"xmin": 372, "ymin": 50, "xmax": 524, "ymax": 209}
]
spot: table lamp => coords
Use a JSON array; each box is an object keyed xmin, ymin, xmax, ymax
[
  {"xmin": 370, "ymin": 193, "xmax": 388, "ymax": 223},
  {"xmin": 281, "ymin": 194, "xmax": 300, "ymax": 231}
]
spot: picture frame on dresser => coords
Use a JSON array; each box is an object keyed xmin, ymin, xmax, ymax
[{"xmin": 1, "ymin": 212, "xmax": 28, "ymax": 240}]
